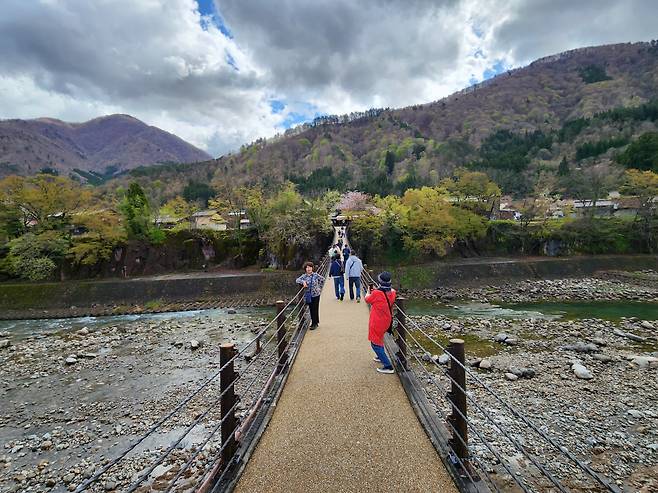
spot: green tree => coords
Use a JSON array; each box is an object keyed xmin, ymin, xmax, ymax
[
  {"xmin": 384, "ymin": 150, "xmax": 395, "ymax": 175},
  {"xmin": 159, "ymin": 196, "xmax": 196, "ymax": 219},
  {"xmin": 440, "ymin": 169, "xmax": 501, "ymax": 217},
  {"xmin": 0, "ymin": 174, "xmax": 92, "ymax": 230},
  {"xmin": 617, "ymin": 132, "xmax": 658, "ymax": 171},
  {"xmin": 183, "ymin": 180, "xmax": 215, "ymax": 206},
  {"xmin": 7, "ymin": 231, "xmax": 70, "ymax": 281},
  {"xmin": 621, "ymin": 169, "xmax": 658, "ymax": 251},
  {"xmin": 68, "ymin": 210, "xmax": 127, "ymax": 266},
  {"xmin": 120, "ymin": 182, "xmax": 153, "ymax": 240},
  {"xmin": 558, "ymin": 156, "xmax": 570, "ymax": 176}
]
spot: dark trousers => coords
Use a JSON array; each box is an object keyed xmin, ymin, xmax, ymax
[
  {"xmin": 308, "ymin": 295, "xmax": 320, "ymax": 326},
  {"xmin": 348, "ymin": 277, "xmax": 361, "ymax": 300}
]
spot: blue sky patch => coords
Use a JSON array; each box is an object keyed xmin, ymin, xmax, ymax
[
  {"xmin": 196, "ymin": 0, "xmax": 233, "ymax": 38},
  {"xmin": 483, "ymin": 59, "xmax": 507, "ymax": 80},
  {"xmin": 270, "ymin": 100, "xmax": 286, "ymax": 114}
]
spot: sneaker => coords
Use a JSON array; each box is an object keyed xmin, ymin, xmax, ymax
[
  {"xmin": 376, "ymin": 367, "xmax": 394, "ymax": 374},
  {"xmin": 373, "ymin": 356, "xmax": 381, "ymax": 362},
  {"xmin": 310, "ymin": 325, "xmax": 318, "ymax": 330},
  {"xmin": 356, "ymin": 298, "xmax": 361, "ymax": 303}
]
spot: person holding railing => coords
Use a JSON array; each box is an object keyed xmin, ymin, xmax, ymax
[
  {"xmin": 344, "ymin": 250, "xmax": 363, "ymax": 302},
  {"xmin": 365, "ymin": 272, "xmax": 396, "ymax": 374},
  {"xmin": 296, "ymin": 261, "xmax": 325, "ymax": 330}
]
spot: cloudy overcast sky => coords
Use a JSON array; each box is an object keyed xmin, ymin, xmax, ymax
[{"xmin": 0, "ymin": 0, "xmax": 656, "ymax": 156}]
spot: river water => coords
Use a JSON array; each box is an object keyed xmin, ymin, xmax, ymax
[
  {"xmin": 407, "ymin": 299, "xmax": 658, "ymax": 321},
  {"xmin": 0, "ymin": 306, "xmax": 273, "ymax": 340}
]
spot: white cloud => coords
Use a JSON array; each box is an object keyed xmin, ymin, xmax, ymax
[{"xmin": 0, "ymin": 0, "xmax": 656, "ymax": 157}]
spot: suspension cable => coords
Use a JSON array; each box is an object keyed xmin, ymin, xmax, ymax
[{"xmin": 397, "ymin": 310, "xmax": 618, "ymax": 492}]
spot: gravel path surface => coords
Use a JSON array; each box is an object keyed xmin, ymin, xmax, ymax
[{"xmin": 235, "ymin": 282, "xmax": 457, "ymax": 493}]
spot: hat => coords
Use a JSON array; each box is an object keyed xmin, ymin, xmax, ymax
[{"xmin": 377, "ymin": 271, "xmax": 392, "ymax": 289}]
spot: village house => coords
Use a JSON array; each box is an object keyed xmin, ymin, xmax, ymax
[{"xmin": 189, "ymin": 210, "xmax": 228, "ymax": 231}]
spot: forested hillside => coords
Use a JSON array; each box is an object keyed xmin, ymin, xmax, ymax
[{"xmin": 112, "ymin": 41, "xmax": 658, "ymax": 200}]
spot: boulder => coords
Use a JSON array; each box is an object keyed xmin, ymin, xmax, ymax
[
  {"xmin": 630, "ymin": 356, "xmax": 658, "ymax": 369},
  {"xmin": 65, "ymin": 356, "xmax": 78, "ymax": 365},
  {"xmin": 572, "ymin": 363, "xmax": 593, "ymax": 380},
  {"xmin": 0, "ymin": 340, "xmax": 10, "ymax": 349},
  {"xmin": 493, "ymin": 333, "xmax": 510, "ymax": 343},
  {"xmin": 640, "ymin": 320, "xmax": 655, "ymax": 330},
  {"xmin": 438, "ymin": 354, "xmax": 450, "ymax": 365},
  {"xmin": 592, "ymin": 354, "xmax": 615, "ymax": 363},
  {"xmin": 478, "ymin": 359, "xmax": 493, "ymax": 370},
  {"xmin": 564, "ymin": 342, "xmax": 599, "ymax": 353},
  {"xmin": 505, "ymin": 373, "xmax": 518, "ymax": 381}
]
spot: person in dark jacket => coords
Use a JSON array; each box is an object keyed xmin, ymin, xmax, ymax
[
  {"xmin": 296, "ymin": 261, "xmax": 325, "ymax": 329},
  {"xmin": 329, "ymin": 255, "xmax": 345, "ymax": 300},
  {"xmin": 365, "ymin": 272, "xmax": 396, "ymax": 374},
  {"xmin": 342, "ymin": 245, "xmax": 350, "ymax": 263}
]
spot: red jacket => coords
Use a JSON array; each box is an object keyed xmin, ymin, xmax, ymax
[{"xmin": 365, "ymin": 288, "xmax": 396, "ymax": 346}]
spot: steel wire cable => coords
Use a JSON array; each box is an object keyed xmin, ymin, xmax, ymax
[
  {"xmin": 192, "ymin": 312, "xmax": 311, "ymax": 492},
  {"xmin": 161, "ymin": 398, "xmax": 241, "ymax": 493},
  {"xmin": 75, "ymin": 290, "xmax": 305, "ymax": 492},
  {"xmin": 127, "ymin": 300, "xmax": 310, "ymax": 493},
  {"xmin": 365, "ymin": 269, "xmax": 512, "ymax": 490},
  {"xmin": 400, "ymin": 320, "xmax": 569, "ymax": 490},
  {"xmin": 163, "ymin": 302, "xmax": 308, "ymax": 492},
  {"xmin": 159, "ymin": 254, "xmax": 323, "ymax": 492},
  {"xmin": 386, "ymin": 346, "xmax": 501, "ymax": 493},
  {"xmin": 396, "ymin": 310, "xmax": 618, "ymax": 492},
  {"xmin": 395, "ymin": 325, "xmax": 533, "ymax": 493}
]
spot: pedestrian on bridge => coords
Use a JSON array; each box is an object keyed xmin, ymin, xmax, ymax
[
  {"xmin": 365, "ymin": 272, "xmax": 396, "ymax": 374},
  {"xmin": 296, "ymin": 261, "xmax": 325, "ymax": 330},
  {"xmin": 342, "ymin": 245, "xmax": 350, "ymax": 263},
  {"xmin": 329, "ymin": 255, "xmax": 345, "ymax": 301},
  {"xmin": 344, "ymin": 250, "xmax": 363, "ymax": 302}
]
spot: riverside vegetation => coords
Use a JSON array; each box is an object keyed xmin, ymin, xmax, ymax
[{"xmin": 1, "ymin": 165, "xmax": 657, "ymax": 282}]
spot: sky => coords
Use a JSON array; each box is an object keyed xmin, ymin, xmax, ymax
[{"xmin": 0, "ymin": 0, "xmax": 657, "ymax": 157}]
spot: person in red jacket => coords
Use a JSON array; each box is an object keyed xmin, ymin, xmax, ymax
[{"xmin": 365, "ymin": 271, "xmax": 396, "ymax": 374}]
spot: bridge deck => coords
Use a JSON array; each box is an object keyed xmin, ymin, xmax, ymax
[{"xmin": 234, "ymin": 280, "xmax": 457, "ymax": 492}]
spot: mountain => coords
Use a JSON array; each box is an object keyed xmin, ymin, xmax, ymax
[
  {"xmin": 110, "ymin": 41, "xmax": 658, "ymax": 197},
  {"xmin": 0, "ymin": 114, "xmax": 212, "ymax": 180}
]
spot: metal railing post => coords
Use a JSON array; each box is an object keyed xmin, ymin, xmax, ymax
[
  {"xmin": 395, "ymin": 297, "xmax": 408, "ymax": 369},
  {"xmin": 220, "ymin": 343, "xmax": 238, "ymax": 469},
  {"xmin": 276, "ymin": 300, "xmax": 287, "ymax": 374},
  {"xmin": 447, "ymin": 338, "xmax": 468, "ymax": 461}
]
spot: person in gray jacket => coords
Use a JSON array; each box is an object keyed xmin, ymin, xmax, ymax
[{"xmin": 344, "ymin": 251, "xmax": 363, "ymax": 302}]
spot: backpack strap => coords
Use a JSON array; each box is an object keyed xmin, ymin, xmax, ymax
[{"xmin": 381, "ymin": 289, "xmax": 393, "ymax": 317}]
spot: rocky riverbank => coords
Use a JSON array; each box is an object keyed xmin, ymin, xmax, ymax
[
  {"xmin": 0, "ymin": 309, "xmax": 280, "ymax": 492},
  {"xmin": 407, "ymin": 309, "xmax": 658, "ymax": 492},
  {"xmin": 411, "ymin": 270, "xmax": 658, "ymax": 304}
]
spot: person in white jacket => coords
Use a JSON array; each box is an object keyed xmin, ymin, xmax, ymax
[{"xmin": 344, "ymin": 251, "xmax": 363, "ymax": 302}]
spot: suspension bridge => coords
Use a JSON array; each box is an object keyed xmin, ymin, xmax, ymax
[{"xmin": 71, "ymin": 229, "xmax": 624, "ymax": 493}]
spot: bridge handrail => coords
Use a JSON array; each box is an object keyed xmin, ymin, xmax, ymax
[
  {"xmin": 360, "ymin": 267, "xmax": 621, "ymax": 492},
  {"xmin": 74, "ymin": 255, "xmax": 330, "ymax": 493},
  {"xmin": 195, "ymin": 254, "xmax": 331, "ymax": 492}
]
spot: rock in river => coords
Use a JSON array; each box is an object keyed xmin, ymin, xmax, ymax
[{"xmin": 572, "ymin": 363, "xmax": 593, "ymax": 380}]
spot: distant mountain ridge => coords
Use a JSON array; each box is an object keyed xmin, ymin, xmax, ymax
[
  {"xmin": 110, "ymin": 41, "xmax": 658, "ymax": 198},
  {"xmin": 0, "ymin": 114, "xmax": 211, "ymax": 179}
]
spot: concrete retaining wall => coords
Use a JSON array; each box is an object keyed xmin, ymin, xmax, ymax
[
  {"xmin": 390, "ymin": 255, "xmax": 658, "ymax": 290},
  {"xmin": 0, "ymin": 272, "xmax": 299, "ymax": 311}
]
